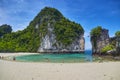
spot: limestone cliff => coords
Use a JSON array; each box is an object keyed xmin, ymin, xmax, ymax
[
  {"xmin": 90, "ymin": 27, "xmax": 109, "ymax": 54},
  {"xmin": 0, "ymin": 7, "xmax": 85, "ymax": 52},
  {"xmin": 33, "ymin": 7, "xmax": 85, "ymax": 53},
  {"xmin": 38, "ymin": 30, "xmax": 84, "ymax": 52},
  {"xmin": 116, "ymin": 37, "xmax": 120, "ymax": 54},
  {"xmin": 38, "ymin": 23, "xmax": 85, "ymax": 52}
]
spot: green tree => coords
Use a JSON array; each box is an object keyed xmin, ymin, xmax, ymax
[
  {"xmin": 101, "ymin": 44, "xmax": 114, "ymax": 53},
  {"xmin": 90, "ymin": 26, "xmax": 102, "ymax": 49},
  {"xmin": 90, "ymin": 26, "xmax": 102, "ymax": 37},
  {"xmin": 115, "ymin": 31, "xmax": 120, "ymax": 37},
  {"xmin": 0, "ymin": 24, "xmax": 12, "ymax": 37},
  {"xmin": 54, "ymin": 18, "xmax": 84, "ymax": 46}
]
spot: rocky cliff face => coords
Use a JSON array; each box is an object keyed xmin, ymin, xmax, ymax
[
  {"xmin": 34, "ymin": 7, "xmax": 85, "ymax": 53},
  {"xmin": 38, "ymin": 23, "xmax": 85, "ymax": 53},
  {"xmin": 116, "ymin": 37, "xmax": 120, "ymax": 54},
  {"xmin": 91, "ymin": 28, "xmax": 109, "ymax": 54}
]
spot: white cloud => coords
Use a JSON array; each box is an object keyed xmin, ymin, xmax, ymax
[
  {"xmin": 0, "ymin": 0, "xmax": 48, "ymax": 31},
  {"xmin": 0, "ymin": 0, "xmax": 70, "ymax": 31}
]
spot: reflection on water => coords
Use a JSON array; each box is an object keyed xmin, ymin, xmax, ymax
[
  {"xmin": 85, "ymin": 50, "xmax": 93, "ymax": 62},
  {"xmin": 85, "ymin": 55, "xmax": 92, "ymax": 62},
  {"xmin": 15, "ymin": 50, "xmax": 93, "ymax": 63}
]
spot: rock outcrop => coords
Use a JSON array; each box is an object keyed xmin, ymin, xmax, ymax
[
  {"xmin": 35, "ymin": 7, "xmax": 85, "ymax": 53},
  {"xmin": 38, "ymin": 32, "xmax": 84, "ymax": 53},
  {"xmin": 116, "ymin": 37, "xmax": 120, "ymax": 54},
  {"xmin": 0, "ymin": 7, "xmax": 85, "ymax": 53},
  {"xmin": 37, "ymin": 20, "xmax": 84, "ymax": 52},
  {"xmin": 91, "ymin": 27, "xmax": 120, "ymax": 55},
  {"xmin": 91, "ymin": 28, "xmax": 109, "ymax": 54}
]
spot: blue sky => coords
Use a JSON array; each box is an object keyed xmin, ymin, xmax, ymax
[{"xmin": 0, "ymin": 0, "xmax": 120, "ymax": 50}]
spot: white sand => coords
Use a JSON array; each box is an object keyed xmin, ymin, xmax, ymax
[
  {"xmin": 0, "ymin": 52, "xmax": 38, "ymax": 57},
  {"xmin": 0, "ymin": 53, "xmax": 120, "ymax": 80}
]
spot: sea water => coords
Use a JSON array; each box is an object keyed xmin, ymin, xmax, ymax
[{"xmin": 15, "ymin": 50, "xmax": 93, "ymax": 63}]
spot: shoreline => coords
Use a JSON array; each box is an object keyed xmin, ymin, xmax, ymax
[
  {"xmin": 0, "ymin": 53, "xmax": 120, "ymax": 80},
  {"xmin": 0, "ymin": 52, "xmax": 120, "ymax": 63}
]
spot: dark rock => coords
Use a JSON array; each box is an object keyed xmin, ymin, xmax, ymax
[
  {"xmin": 91, "ymin": 28, "xmax": 109, "ymax": 55},
  {"xmin": 116, "ymin": 37, "xmax": 120, "ymax": 55},
  {"xmin": 106, "ymin": 49, "xmax": 116, "ymax": 54},
  {"xmin": 114, "ymin": 57, "xmax": 120, "ymax": 60}
]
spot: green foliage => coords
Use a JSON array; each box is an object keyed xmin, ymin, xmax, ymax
[
  {"xmin": 0, "ymin": 24, "xmax": 12, "ymax": 37},
  {"xmin": 39, "ymin": 23, "xmax": 48, "ymax": 37},
  {"xmin": 39, "ymin": 7, "xmax": 63, "ymax": 20},
  {"xmin": 101, "ymin": 44, "xmax": 114, "ymax": 53},
  {"xmin": 90, "ymin": 26, "xmax": 102, "ymax": 37},
  {"xmin": 0, "ymin": 29, "xmax": 40, "ymax": 52},
  {"xmin": 90, "ymin": 26, "xmax": 102, "ymax": 48},
  {"xmin": 54, "ymin": 18, "xmax": 84, "ymax": 46},
  {"xmin": 115, "ymin": 31, "xmax": 120, "ymax": 37},
  {"xmin": 29, "ymin": 7, "xmax": 63, "ymax": 27}
]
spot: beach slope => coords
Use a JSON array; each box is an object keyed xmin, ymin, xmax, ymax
[{"xmin": 0, "ymin": 59, "xmax": 120, "ymax": 80}]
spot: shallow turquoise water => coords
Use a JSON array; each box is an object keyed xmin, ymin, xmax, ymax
[{"xmin": 16, "ymin": 50, "xmax": 93, "ymax": 63}]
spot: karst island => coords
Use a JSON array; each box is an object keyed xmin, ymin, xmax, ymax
[
  {"xmin": 0, "ymin": 7, "xmax": 85, "ymax": 53},
  {"xmin": 0, "ymin": 0, "xmax": 120, "ymax": 80}
]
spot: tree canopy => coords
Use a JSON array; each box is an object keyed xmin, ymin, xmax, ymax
[
  {"xmin": 101, "ymin": 44, "xmax": 114, "ymax": 53},
  {"xmin": 0, "ymin": 24, "xmax": 12, "ymax": 37},
  {"xmin": 115, "ymin": 31, "xmax": 120, "ymax": 37},
  {"xmin": 90, "ymin": 26, "xmax": 102, "ymax": 37},
  {"xmin": 54, "ymin": 18, "xmax": 84, "ymax": 46}
]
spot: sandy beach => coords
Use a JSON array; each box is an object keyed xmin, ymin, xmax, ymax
[{"xmin": 0, "ymin": 53, "xmax": 120, "ymax": 80}]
